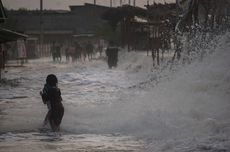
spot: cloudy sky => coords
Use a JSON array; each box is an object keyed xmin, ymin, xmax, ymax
[{"xmin": 2, "ymin": 0, "xmax": 175, "ymax": 10}]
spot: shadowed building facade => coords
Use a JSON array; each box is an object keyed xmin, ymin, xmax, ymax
[{"xmin": 3, "ymin": 3, "xmax": 109, "ymax": 44}]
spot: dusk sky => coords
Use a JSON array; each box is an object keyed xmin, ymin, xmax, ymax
[{"xmin": 2, "ymin": 0, "xmax": 175, "ymax": 10}]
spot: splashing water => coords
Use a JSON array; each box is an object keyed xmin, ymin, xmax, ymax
[{"xmin": 0, "ymin": 32, "xmax": 230, "ymax": 151}]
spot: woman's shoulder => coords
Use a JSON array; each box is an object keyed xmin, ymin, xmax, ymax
[{"xmin": 48, "ymin": 86, "xmax": 60, "ymax": 94}]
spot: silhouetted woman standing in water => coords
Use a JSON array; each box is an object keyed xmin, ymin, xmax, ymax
[{"xmin": 40, "ymin": 74, "xmax": 64, "ymax": 132}]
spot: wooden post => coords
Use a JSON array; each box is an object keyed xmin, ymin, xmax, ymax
[
  {"xmin": 0, "ymin": 45, "xmax": 1, "ymax": 80},
  {"xmin": 110, "ymin": 0, "xmax": 112, "ymax": 7},
  {"xmin": 40, "ymin": 0, "xmax": 43, "ymax": 56},
  {"xmin": 0, "ymin": 44, "xmax": 5, "ymax": 80}
]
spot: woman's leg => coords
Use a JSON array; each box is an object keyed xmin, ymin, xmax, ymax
[{"xmin": 43, "ymin": 110, "xmax": 51, "ymax": 126}]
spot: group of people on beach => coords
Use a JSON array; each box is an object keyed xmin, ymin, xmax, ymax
[
  {"xmin": 65, "ymin": 41, "xmax": 95, "ymax": 62},
  {"xmin": 51, "ymin": 41, "xmax": 97, "ymax": 63}
]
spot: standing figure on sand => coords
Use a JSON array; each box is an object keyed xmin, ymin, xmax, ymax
[
  {"xmin": 40, "ymin": 74, "xmax": 64, "ymax": 132},
  {"xmin": 51, "ymin": 42, "xmax": 62, "ymax": 62},
  {"xmin": 106, "ymin": 41, "xmax": 119, "ymax": 69}
]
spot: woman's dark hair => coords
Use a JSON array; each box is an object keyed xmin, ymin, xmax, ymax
[{"xmin": 46, "ymin": 74, "xmax": 58, "ymax": 86}]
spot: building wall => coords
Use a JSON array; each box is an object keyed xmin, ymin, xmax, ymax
[{"xmin": 4, "ymin": 3, "xmax": 109, "ymax": 43}]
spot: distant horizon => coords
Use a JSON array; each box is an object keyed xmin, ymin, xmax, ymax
[{"xmin": 2, "ymin": 0, "xmax": 175, "ymax": 10}]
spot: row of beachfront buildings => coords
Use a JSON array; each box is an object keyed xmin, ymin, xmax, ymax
[
  {"xmin": 1, "ymin": 1, "xmax": 230, "ymax": 62},
  {"xmin": 2, "ymin": 3, "xmax": 111, "ymax": 59}
]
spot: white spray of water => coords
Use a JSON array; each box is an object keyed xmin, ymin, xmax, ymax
[{"xmin": 61, "ymin": 32, "xmax": 230, "ymax": 151}]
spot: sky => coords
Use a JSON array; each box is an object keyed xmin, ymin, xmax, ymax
[{"xmin": 2, "ymin": 0, "xmax": 175, "ymax": 10}]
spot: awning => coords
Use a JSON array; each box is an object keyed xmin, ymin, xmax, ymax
[
  {"xmin": 26, "ymin": 30, "xmax": 73, "ymax": 35},
  {"xmin": 0, "ymin": 27, "xmax": 28, "ymax": 43},
  {"xmin": 73, "ymin": 33, "xmax": 95, "ymax": 37},
  {"xmin": 134, "ymin": 16, "xmax": 148, "ymax": 23},
  {"xmin": 0, "ymin": 0, "xmax": 7, "ymax": 22}
]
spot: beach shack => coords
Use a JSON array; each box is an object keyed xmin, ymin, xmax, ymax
[{"xmin": 0, "ymin": 0, "xmax": 28, "ymax": 79}]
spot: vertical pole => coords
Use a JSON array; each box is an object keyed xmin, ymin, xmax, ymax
[
  {"xmin": 0, "ymin": 45, "xmax": 2, "ymax": 80},
  {"xmin": 120, "ymin": 0, "xmax": 122, "ymax": 6},
  {"xmin": 94, "ymin": 0, "xmax": 96, "ymax": 5},
  {"xmin": 128, "ymin": 0, "xmax": 131, "ymax": 5},
  {"xmin": 40, "ymin": 0, "xmax": 43, "ymax": 57},
  {"xmin": 133, "ymin": 0, "xmax": 136, "ymax": 6},
  {"xmin": 110, "ymin": 0, "xmax": 112, "ymax": 7}
]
